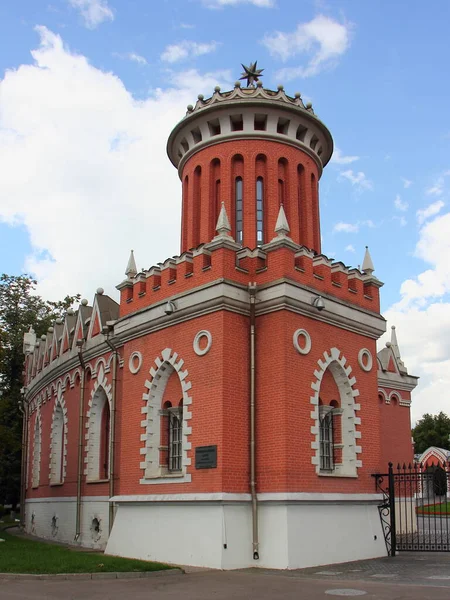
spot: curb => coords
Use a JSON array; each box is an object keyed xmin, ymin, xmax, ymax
[{"xmin": 0, "ymin": 568, "xmax": 184, "ymax": 581}]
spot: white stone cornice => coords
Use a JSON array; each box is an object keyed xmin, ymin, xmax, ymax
[
  {"xmin": 378, "ymin": 372, "xmax": 419, "ymax": 392},
  {"xmin": 257, "ymin": 280, "xmax": 386, "ymax": 339}
]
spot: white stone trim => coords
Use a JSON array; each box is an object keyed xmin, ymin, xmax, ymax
[
  {"xmin": 293, "ymin": 328, "xmax": 312, "ymax": 355},
  {"xmin": 141, "ymin": 348, "xmax": 192, "ymax": 482},
  {"xmin": 25, "ymin": 496, "xmax": 110, "ymax": 503},
  {"xmin": 377, "ymin": 388, "xmax": 388, "ymax": 403},
  {"xmin": 110, "ymin": 492, "xmax": 381, "ymax": 503},
  {"xmin": 84, "ymin": 364, "xmax": 112, "ymax": 480},
  {"xmin": 49, "ymin": 388, "xmax": 68, "ymax": 484},
  {"xmin": 358, "ymin": 348, "xmax": 373, "ymax": 372},
  {"xmin": 193, "ymin": 330, "xmax": 212, "ymax": 356},
  {"xmin": 310, "ymin": 347, "xmax": 361, "ymax": 477},
  {"xmin": 128, "ymin": 351, "xmax": 143, "ymax": 374},
  {"xmin": 32, "ymin": 409, "xmax": 42, "ymax": 488}
]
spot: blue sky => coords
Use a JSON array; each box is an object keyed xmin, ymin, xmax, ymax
[{"xmin": 1, "ymin": 0, "xmax": 450, "ymax": 421}]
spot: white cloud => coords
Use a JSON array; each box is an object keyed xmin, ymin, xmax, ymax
[
  {"xmin": 339, "ymin": 169, "xmax": 373, "ymax": 191},
  {"xmin": 113, "ymin": 52, "xmax": 148, "ymax": 65},
  {"xmin": 393, "ymin": 215, "xmax": 407, "ymax": 227},
  {"xmin": 333, "ymin": 222, "xmax": 359, "ymax": 233},
  {"xmin": 426, "ymin": 182, "xmax": 444, "ymax": 196},
  {"xmin": 345, "ymin": 244, "xmax": 355, "ymax": 252},
  {"xmin": 391, "ymin": 211, "xmax": 450, "ymax": 309},
  {"xmin": 127, "ymin": 53, "xmax": 147, "ymax": 65},
  {"xmin": 161, "ymin": 40, "xmax": 219, "ymax": 63},
  {"xmin": 68, "ymin": 0, "xmax": 114, "ymax": 28},
  {"xmin": 331, "ymin": 147, "xmax": 359, "ymax": 165},
  {"xmin": 203, "ymin": 0, "xmax": 274, "ymax": 7},
  {"xmin": 416, "ymin": 200, "xmax": 444, "ymax": 225},
  {"xmin": 0, "ymin": 26, "xmax": 232, "ymax": 301},
  {"xmin": 401, "ymin": 177, "xmax": 412, "ymax": 189},
  {"xmin": 381, "ymin": 305, "xmax": 450, "ymax": 423},
  {"xmin": 263, "ymin": 15, "xmax": 352, "ymax": 79},
  {"xmin": 382, "ymin": 209, "xmax": 450, "ymax": 421},
  {"xmin": 394, "ymin": 194, "xmax": 408, "ymax": 212}
]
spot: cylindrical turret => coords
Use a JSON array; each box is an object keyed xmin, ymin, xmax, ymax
[{"xmin": 167, "ymin": 82, "xmax": 333, "ymax": 253}]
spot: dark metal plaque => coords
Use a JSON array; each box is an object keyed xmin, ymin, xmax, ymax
[{"xmin": 195, "ymin": 445, "xmax": 217, "ymax": 469}]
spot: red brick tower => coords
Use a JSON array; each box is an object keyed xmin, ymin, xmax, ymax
[{"xmin": 23, "ymin": 74, "xmax": 417, "ymax": 570}]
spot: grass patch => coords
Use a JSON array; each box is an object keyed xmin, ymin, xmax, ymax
[
  {"xmin": 0, "ymin": 529, "xmax": 172, "ymax": 574},
  {"xmin": 417, "ymin": 501, "xmax": 450, "ymax": 515}
]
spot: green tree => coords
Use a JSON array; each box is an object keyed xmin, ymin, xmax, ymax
[
  {"xmin": 412, "ymin": 412, "xmax": 450, "ymax": 456},
  {"xmin": 0, "ymin": 274, "xmax": 79, "ymax": 507}
]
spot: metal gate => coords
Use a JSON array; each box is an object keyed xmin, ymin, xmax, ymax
[{"xmin": 373, "ymin": 462, "xmax": 450, "ymax": 555}]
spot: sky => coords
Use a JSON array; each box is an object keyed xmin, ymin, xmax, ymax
[{"xmin": 1, "ymin": 0, "xmax": 450, "ymax": 423}]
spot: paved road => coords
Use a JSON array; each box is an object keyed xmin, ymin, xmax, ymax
[{"xmin": 2, "ymin": 553, "xmax": 450, "ymax": 600}]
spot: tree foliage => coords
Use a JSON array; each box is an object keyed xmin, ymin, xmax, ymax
[
  {"xmin": 0, "ymin": 274, "xmax": 79, "ymax": 506},
  {"xmin": 412, "ymin": 412, "xmax": 450, "ymax": 456}
]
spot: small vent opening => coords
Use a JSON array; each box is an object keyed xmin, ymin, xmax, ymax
[
  {"xmin": 230, "ymin": 114, "xmax": 244, "ymax": 131},
  {"xmin": 296, "ymin": 125, "xmax": 307, "ymax": 141},
  {"xmin": 254, "ymin": 114, "xmax": 267, "ymax": 131},
  {"xmin": 208, "ymin": 119, "xmax": 221, "ymax": 136},
  {"xmin": 180, "ymin": 138, "xmax": 189, "ymax": 153},
  {"xmin": 310, "ymin": 135, "xmax": 319, "ymax": 150},
  {"xmin": 277, "ymin": 117, "xmax": 290, "ymax": 135},
  {"xmin": 191, "ymin": 127, "xmax": 202, "ymax": 144}
]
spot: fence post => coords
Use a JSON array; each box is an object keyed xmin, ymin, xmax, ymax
[{"xmin": 388, "ymin": 462, "xmax": 396, "ymax": 556}]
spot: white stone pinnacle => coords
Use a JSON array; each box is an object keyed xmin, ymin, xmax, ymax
[
  {"xmin": 361, "ymin": 246, "xmax": 375, "ymax": 275},
  {"xmin": 125, "ymin": 249, "xmax": 137, "ymax": 278},
  {"xmin": 215, "ymin": 202, "xmax": 232, "ymax": 237},
  {"xmin": 274, "ymin": 204, "xmax": 290, "ymax": 237}
]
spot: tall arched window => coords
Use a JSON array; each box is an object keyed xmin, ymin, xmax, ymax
[
  {"xmin": 86, "ymin": 387, "xmax": 111, "ymax": 481},
  {"xmin": 256, "ymin": 177, "xmax": 264, "ymax": 245},
  {"xmin": 278, "ymin": 178, "xmax": 285, "ymax": 206},
  {"xmin": 99, "ymin": 401, "xmax": 111, "ymax": 480},
  {"xmin": 50, "ymin": 402, "xmax": 65, "ymax": 484},
  {"xmin": 32, "ymin": 413, "xmax": 41, "ymax": 488},
  {"xmin": 235, "ymin": 177, "xmax": 243, "ymax": 244}
]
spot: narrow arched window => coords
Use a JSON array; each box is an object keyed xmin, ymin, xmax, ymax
[
  {"xmin": 319, "ymin": 408, "xmax": 334, "ymax": 472},
  {"xmin": 278, "ymin": 178, "xmax": 285, "ymax": 206},
  {"xmin": 50, "ymin": 403, "xmax": 65, "ymax": 484},
  {"xmin": 235, "ymin": 177, "xmax": 243, "ymax": 244},
  {"xmin": 168, "ymin": 401, "xmax": 183, "ymax": 472},
  {"xmin": 32, "ymin": 414, "xmax": 41, "ymax": 488},
  {"xmin": 99, "ymin": 401, "xmax": 111, "ymax": 480},
  {"xmin": 256, "ymin": 177, "xmax": 264, "ymax": 245}
]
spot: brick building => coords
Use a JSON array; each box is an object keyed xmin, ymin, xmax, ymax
[{"xmin": 22, "ymin": 78, "xmax": 418, "ymax": 569}]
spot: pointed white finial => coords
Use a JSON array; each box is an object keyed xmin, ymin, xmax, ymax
[
  {"xmin": 362, "ymin": 246, "xmax": 375, "ymax": 275},
  {"xmin": 125, "ymin": 249, "xmax": 137, "ymax": 278},
  {"xmin": 391, "ymin": 325, "xmax": 399, "ymax": 350},
  {"xmin": 274, "ymin": 204, "xmax": 290, "ymax": 237},
  {"xmin": 215, "ymin": 202, "xmax": 232, "ymax": 237}
]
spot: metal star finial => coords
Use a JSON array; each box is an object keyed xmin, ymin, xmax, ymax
[{"xmin": 239, "ymin": 61, "xmax": 264, "ymax": 88}]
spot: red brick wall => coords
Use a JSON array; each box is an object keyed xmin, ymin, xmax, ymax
[
  {"xmin": 378, "ymin": 388, "xmax": 413, "ymax": 470},
  {"xmin": 180, "ymin": 140, "xmax": 321, "ymax": 253}
]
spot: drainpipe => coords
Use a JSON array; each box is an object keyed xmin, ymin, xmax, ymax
[
  {"xmin": 249, "ymin": 282, "xmax": 259, "ymax": 560},
  {"xmin": 19, "ymin": 389, "xmax": 29, "ymax": 529},
  {"xmin": 104, "ymin": 328, "xmax": 118, "ymax": 534},
  {"xmin": 75, "ymin": 340, "xmax": 86, "ymax": 542}
]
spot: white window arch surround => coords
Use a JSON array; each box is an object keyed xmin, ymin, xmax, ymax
[
  {"xmin": 140, "ymin": 347, "xmax": 192, "ymax": 484},
  {"xmin": 310, "ymin": 347, "xmax": 362, "ymax": 477},
  {"xmin": 32, "ymin": 409, "xmax": 42, "ymax": 488},
  {"xmin": 84, "ymin": 365, "xmax": 113, "ymax": 482},
  {"xmin": 49, "ymin": 391, "xmax": 68, "ymax": 485}
]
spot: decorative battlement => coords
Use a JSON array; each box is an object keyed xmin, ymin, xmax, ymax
[
  {"xmin": 167, "ymin": 81, "xmax": 333, "ymax": 176},
  {"xmin": 186, "ymin": 82, "xmax": 315, "ymax": 117},
  {"xmin": 117, "ymin": 239, "xmax": 382, "ymax": 319}
]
